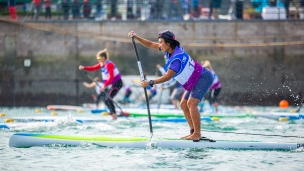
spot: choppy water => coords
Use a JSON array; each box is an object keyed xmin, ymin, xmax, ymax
[{"xmin": 1, "ymin": 106, "xmax": 304, "ymax": 171}]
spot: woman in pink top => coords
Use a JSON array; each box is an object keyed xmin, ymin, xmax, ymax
[{"xmin": 79, "ymin": 49, "xmax": 122, "ymax": 120}]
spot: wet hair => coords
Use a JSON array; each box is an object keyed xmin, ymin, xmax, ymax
[
  {"xmin": 96, "ymin": 49, "xmax": 109, "ymax": 60},
  {"xmin": 163, "ymin": 38, "xmax": 179, "ymax": 50}
]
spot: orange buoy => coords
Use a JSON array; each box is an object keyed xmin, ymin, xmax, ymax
[{"xmin": 279, "ymin": 100, "xmax": 289, "ymax": 108}]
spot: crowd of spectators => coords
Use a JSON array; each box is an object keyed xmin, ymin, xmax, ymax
[{"xmin": 6, "ymin": 0, "xmax": 304, "ymax": 21}]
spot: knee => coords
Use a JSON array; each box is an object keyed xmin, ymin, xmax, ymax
[
  {"xmin": 187, "ymin": 99, "xmax": 198, "ymax": 108},
  {"xmin": 180, "ymin": 100, "xmax": 187, "ymax": 109}
]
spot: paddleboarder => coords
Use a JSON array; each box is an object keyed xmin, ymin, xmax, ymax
[
  {"xmin": 128, "ymin": 30, "xmax": 213, "ymax": 141},
  {"xmin": 82, "ymin": 76, "xmax": 108, "ymax": 108},
  {"xmin": 201, "ymin": 60, "xmax": 222, "ymax": 113},
  {"xmin": 79, "ymin": 49, "xmax": 123, "ymax": 120}
]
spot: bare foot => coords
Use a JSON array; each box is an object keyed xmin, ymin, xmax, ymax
[
  {"xmin": 112, "ymin": 113, "xmax": 117, "ymax": 120},
  {"xmin": 186, "ymin": 132, "xmax": 201, "ymax": 140},
  {"xmin": 180, "ymin": 133, "xmax": 193, "ymax": 139}
]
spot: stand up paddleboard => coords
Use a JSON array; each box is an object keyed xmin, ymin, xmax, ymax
[
  {"xmin": 253, "ymin": 112, "xmax": 304, "ymax": 120},
  {"xmin": 9, "ymin": 133, "xmax": 303, "ymax": 150}
]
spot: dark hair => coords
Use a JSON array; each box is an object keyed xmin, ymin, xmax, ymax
[{"xmin": 163, "ymin": 38, "xmax": 179, "ymax": 50}]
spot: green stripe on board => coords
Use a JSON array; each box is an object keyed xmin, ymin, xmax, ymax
[
  {"xmin": 128, "ymin": 112, "xmax": 254, "ymax": 118},
  {"xmin": 33, "ymin": 135, "xmax": 149, "ymax": 142}
]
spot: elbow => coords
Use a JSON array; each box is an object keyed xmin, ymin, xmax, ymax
[{"xmin": 164, "ymin": 76, "xmax": 171, "ymax": 82}]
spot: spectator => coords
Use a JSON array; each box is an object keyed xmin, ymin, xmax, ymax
[
  {"xmin": 95, "ymin": 0, "xmax": 102, "ymax": 20},
  {"xmin": 283, "ymin": 0, "xmax": 291, "ymax": 19},
  {"xmin": 111, "ymin": 0, "xmax": 117, "ymax": 19},
  {"xmin": 127, "ymin": 0, "xmax": 133, "ymax": 19},
  {"xmin": 212, "ymin": 0, "xmax": 222, "ymax": 19},
  {"xmin": 135, "ymin": 6, "xmax": 141, "ymax": 19},
  {"xmin": 181, "ymin": 0, "xmax": 189, "ymax": 16},
  {"xmin": 83, "ymin": 0, "xmax": 91, "ymax": 19},
  {"xmin": 192, "ymin": 0, "xmax": 199, "ymax": 18},
  {"xmin": 269, "ymin": 0, "xmax": 277, "ymax": 7},
  {"xmin": 61, "ymin": 0, "xmax": 70, "ymax": 20},
  {"xmin": 209, "ymin": 0, "xmax": 213, "ymax": 19},
  {"xmin": 72, "ymin": 0, "xmax": 80, "ymax": 19},
  {"xmin": 155, "ymin": 0, "xmax": 163, "ymax": 19},
  {"xmin": 170, "ymin": 0, "xmax": 178, "ymax": 19},
  {"xmin": 44, "ymin": 0, "xmax": 52, "ymax": 19},
  {"xmin": 149, "ymin": 0, "xmax": 156, "ymax": 19},
  {"xmin": 8, "ymin": 0, "xmax": 18, "ymax": 20},
  {"xmin": 301, "ymin": 0, "xmax": 304, "ymax": 19},
  {"xmin": 32, "ymin": 0, "xmax": 41, "ymax": 20}
]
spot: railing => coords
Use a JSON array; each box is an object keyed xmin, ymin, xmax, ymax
[{"xmin": 4, "ymin": 0, "xmax": 304, "ymax": 21}]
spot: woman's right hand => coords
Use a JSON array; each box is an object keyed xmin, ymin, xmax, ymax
[
  {"xmin": 78, "ymin": 65, "xmax": 84, "ymax": 70},
  {"xmin": 128, "ymin": 31, "xmax": 136, "ymax": 38}
]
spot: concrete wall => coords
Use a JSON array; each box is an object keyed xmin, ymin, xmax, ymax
[{"xmin": 0, "ymin": 20, "xmax": 303, "ymax": 106}]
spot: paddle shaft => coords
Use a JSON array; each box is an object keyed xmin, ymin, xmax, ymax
[
  {"xmin": 131, "ymin": 37, "xmax": 153, "ymax": 135},
  {"xmin": 296, "ymin": 97, "xmax": 304, "ymax": 112}
]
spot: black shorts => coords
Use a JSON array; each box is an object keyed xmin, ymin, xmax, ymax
[{"xmin": 208, "ymin": 87, "xmax": 221, "ymax": 104}]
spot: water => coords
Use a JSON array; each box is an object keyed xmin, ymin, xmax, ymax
[{"xmin": 0, "ymin": 106, "xmax": 304, "ymax": 171}]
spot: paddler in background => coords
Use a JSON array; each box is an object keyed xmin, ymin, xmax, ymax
[
  {"xmin": 201, "ymin": 60, "xmax": 222, "ymax": 113},
  {"xmin": 79, "ymin": 49, "xmax": 123, "ymax": 120},
  {"xmin": 82, "ymin": 76, "xmax": 109, "ymax": 108},
  {"xmin": 128, "ymin": 30, "xmax": 213, "ymax": 141},
  {"xmin": 132, "ymin": 72, "xmax": 158, "ymax": 102},
  {"xmin": 122, "ymin": 81, "xmax": 133, "ymax": 104},
  {"xmin": 156, "ymin": 62, "xmax": 184, "ymax": 110}
]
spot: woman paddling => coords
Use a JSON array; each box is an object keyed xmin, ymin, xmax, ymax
[
  {"xmin": 202, "ymin": 60, "xmax": 222, "ymax": 113},
  {"xmin": 128, "ymin": 30, "xmax": 213, "ymax": 141},
  {"xmin": 82, "ymin": 76, "xmax": 108, "ymax": 108},
  {"xmin": 79, "ymin": 49, "xmax": 122, "ymax": 120}
]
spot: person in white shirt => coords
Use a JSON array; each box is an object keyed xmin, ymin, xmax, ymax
[{"xmin": 83, "ymin": 76, "xmax": 108, "ymax": 108}]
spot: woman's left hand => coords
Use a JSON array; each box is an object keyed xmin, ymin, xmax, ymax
[{"xmin": 141, "ymin": 80, "xmax": 149, "ymax": 88}]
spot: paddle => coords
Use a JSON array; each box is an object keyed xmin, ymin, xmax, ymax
[
  {"xmin": 82, "ymin": 71, "xmax": 126, "ymax": 116},
  {"xmin": 296, "ymin": 97, "xmax": 304, "ymax": 113},
  {"xmin": 131, "ymin": 37, "xmax": 153, "ymax": 135}
]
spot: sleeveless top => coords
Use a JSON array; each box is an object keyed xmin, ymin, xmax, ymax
[
  {"xmin": 101, "ymin": 60, "xmax": 121, "ymax": 85},
  {"xmin": 164, "ymin": 46, "xmax": 203, "ymax": 91}
]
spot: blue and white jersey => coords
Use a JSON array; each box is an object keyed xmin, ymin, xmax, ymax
[
  {"xmin": 100, "ymin": 60, "xmax": 121, "ymax": 84},
  {"xmin": 163, "ymin": 46, "xmax": 203, "ymax": 91}
]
